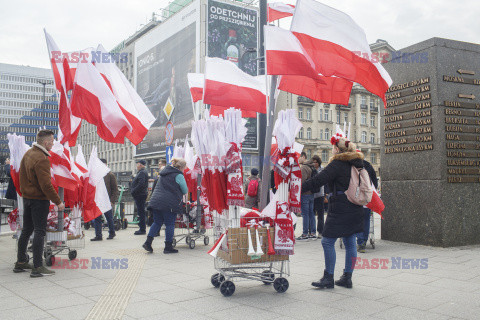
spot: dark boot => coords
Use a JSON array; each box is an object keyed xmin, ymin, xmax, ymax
[
  {"xmin": 142, "ymin": 236, "xmax": 154, "ymax": 253},
  {"xmin": 312, "ymin": 270, "xmax": 334, "ymax": 289},
  {"xmin": 164, "ymin": 241, "xmax": 178, "ymax": 254},
  {"xmin": 335, "ymin": 270, "xmax": 353, "ymax": 288}
]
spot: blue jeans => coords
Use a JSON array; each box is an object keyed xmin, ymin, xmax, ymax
[
  {"xmin": 134, "ymin": 196, "xmax": 147, "ymax": 232},
  {"xmin": 356, "ymin": 208, "xmax": 371, "ymax": 245},
  {"xmin": 321, "ymin": 234, "xmax": 357, "ymax": 274},
  {"xmin": 301, "ymin": 194, "xmax": 315, "ymax": 235},
  {"xmin": 147, "ymin": 209, "xmax": 176, "ymax": 242},
  {"xmin": 93, "ymin": 210, "xmax": 115, "ymax": 238}
]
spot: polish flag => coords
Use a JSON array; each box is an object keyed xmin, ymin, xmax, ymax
[
  {"xmin": 94, "ymin": 45, "xmax": 156, "ymax": 145},
  {"xmin": 290, "ymin": 0, "xmax": 392, "ymax": 104},
  {"xmin": 7, "ymin": 134, "xmax": 30, "ymax": 196},
  {"xmin": 74, "ymin": 144, "xmax": 88, "ymax": 175},
  {"xmin": 49, "ymin": 141, "xmax": 79, "ymax": 191},
  {"xmin": 44, "ymin": 29, "xmax": 82, "ymax": 146},
  {"xmin": 70, "ymin": 60, "xmax": 133, "ymax": 144},
  {"xmin": 187, "ymin": 73, "xmax": 204, "ymax": 103},
  {"xmin": 82, "ymin": 147, "xmax": 111, "ymax": 222},
  {"xmin": 268, "ymin": 2, "xmax": 295, "ymax": 22},
  {"xmin": 203, "ymin": 58, "xmax": 266, "ymax": 114},
  {"xmin": 265, "ymin": 25, "xmax": 353, "ymax": 105},
  {"xmin": 366, "ymin": 185, "xmax": 385, "ymax": 217}
]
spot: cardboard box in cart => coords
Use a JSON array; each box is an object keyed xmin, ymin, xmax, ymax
[{"xmin": 217, "ymin": 227, "xmax": 289, "ymax": 265}]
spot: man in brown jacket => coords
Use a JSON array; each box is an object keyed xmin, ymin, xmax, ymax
[
  {"xmin": 14, "ymin": 130, "xmax": 64, "ymax": 277},
  {"xmin": 91, "ymin": 159, "xmax": 119, "ymax": 241}
]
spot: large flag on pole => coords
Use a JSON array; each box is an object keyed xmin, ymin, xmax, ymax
[
  {"xmin": 268, "ymin": 2, "xmax": 295, "ymax": 22},
  {"xmin": 290, "ymin": 0, "xmax": 392, "ymax": 104},
  {"xmin": 49, "ymin": 141, "xmax": 78, "ymax": 191},
  {"xmin": 187, "ymin": 73, "xmax": 204, "ymax": 103},
  {"xmin": 203, "ymin": 58, "xmax": 267, "ymax": 114}
]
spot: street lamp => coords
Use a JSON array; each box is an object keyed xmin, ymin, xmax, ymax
[{"xmin": 36, "ymin": 80, "xmax": 53, "ymax": 127}]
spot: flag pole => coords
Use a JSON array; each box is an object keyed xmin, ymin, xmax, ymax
[{"xmin": 259, "ymin": 75, "xmax": 277, "ymax": 210}]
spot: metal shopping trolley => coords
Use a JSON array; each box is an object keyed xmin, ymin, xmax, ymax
[
  {"xmin": 172, "ymin": 201, "xmax": 209, "ymax": 249},
  {"xmin": 210, "ymin": 213, "xmax": 290, "ymax": 297}
]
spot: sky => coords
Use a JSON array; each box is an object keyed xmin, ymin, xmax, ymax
[{"xmin": 0, "ymin": 0, "xmax": 479, "ymax": 69}]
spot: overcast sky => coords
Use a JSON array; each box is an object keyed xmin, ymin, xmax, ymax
[{"xmin": 1, "ymin": 0, "xmax": 479, "ymax": 69}]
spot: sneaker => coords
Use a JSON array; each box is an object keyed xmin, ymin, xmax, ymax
[
  {"xmin": 13, "ymin": 261, "xmax": 33, "ymax": 273},
  {"xmin": 134, "ymin": 230, "xmax": 146, "ymax": 235},
  {"xmin": 308, "ymin": 233, "xmax": 317, "ymax": 240},
  {"xmin": 30, "ymin": 265, "xmax": 55, "ymax": 278},
  {"xmin": 357, "ymin": 244, "xmax": 366, "ymax": 253},
  {"xmin": 296, "ymin": 234, "xmax": 309, "ymax": 241}
]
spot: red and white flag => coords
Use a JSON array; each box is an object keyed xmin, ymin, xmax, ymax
[
  {"xmin": 366, "ymin": 185, "xmax": 385, "ymax": 216},
  {"xmin": 74, "ymin": 144, "xmax": 88, "ymax": 175},
  {"xmin": 203, "ymin": 58, "xmax": 266, "ymax": 114},
  {"xmin": 7, "ymin": 134, "xmax": 30, "ymax": 196},
  {"xmin": 70, "ymin": 60, "xmax": 133, "ymax": 144},
  {"xmin": 268, "ymin": 2, "xmax": 295, "ymax": 22},
  {"xmin": 44, "ymin": 29, "xmax": 82, "ymax": 146},
  {"xmin": 94, "ymin": 45, "xmax": 155, "ymax": 145},
  {"xmin": 49, "ymin": 141, "xmax": 78, "ymax": 191},
  {"xmin": 290, "ymin": 0, "xmax": 392, "ymax": 103},
  {"xmin": 187, "ymin": 73, "xmax": 204, "ymax": 103},
  {"xmin": 82, "ymin": 147, "xmax": 111, "ymax": 222}
]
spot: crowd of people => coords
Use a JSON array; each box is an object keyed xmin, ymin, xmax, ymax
[{"xmin": 10, "ymin": 129, "xmax": 378, "ymax": 289}]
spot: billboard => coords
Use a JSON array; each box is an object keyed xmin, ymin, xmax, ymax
[
  {"xmin": 135, "ymin": 3, "xmax": 199, "ymax": 157},
  {"xmin": 207, "ymin": 0, "xmax": 259, "ymax": 150}
]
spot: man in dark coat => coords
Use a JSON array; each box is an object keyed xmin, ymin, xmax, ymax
[
  {"xmin": 356, "ymin": 158, "xmax": 378, "ymax": 252},
  {"xmin": 91, "ymin": 159, "xmax": 119, "ymax": 241},
  {"xmin": 131, "ymin": 159, "xmax": 149, "ymax": 235},
  {"xmin": 298, "ymin": 152, "xmax": 316, "ymax": 240}
]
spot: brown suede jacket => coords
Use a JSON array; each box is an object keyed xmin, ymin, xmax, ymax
[{"xmin": 19, "ymin": 143, "xmax": 61, "ymax": 205}]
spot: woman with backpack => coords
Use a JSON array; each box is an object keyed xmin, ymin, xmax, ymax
[
  {"xmin": 142, "ymin": 158, "xmax": 188, "ymax": 254},
  {"xmin": 302, "ymin": 136, "xmax": 365, "ymax": 289},
  {"xmin": 244, "ymin": 168, "xmax": 261, "ymax": 209}
]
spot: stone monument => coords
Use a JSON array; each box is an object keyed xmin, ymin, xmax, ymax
[{"xmin": 381, "ymin": 38, "xmax": 480, "ymax": 247}]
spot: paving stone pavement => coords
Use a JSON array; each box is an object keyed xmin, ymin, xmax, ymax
[{"xmin": 0, "ymin": 217, "xmax": 479, "ymax": 320}]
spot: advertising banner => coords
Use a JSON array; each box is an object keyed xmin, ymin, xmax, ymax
[{"xmin": 207, "ymin": 0, "xmax": 259, "ymax": 150}]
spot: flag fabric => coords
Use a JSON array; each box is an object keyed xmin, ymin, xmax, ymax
[
  {"xmin": 268, "ymin": 2, "xmax": 295, "ymax": 22},
  {"xmin": 187, "ymin": 73, "xmax": 204, "ymax": 103},
  {"xmin": 366, "ymin": 185, "xmax": 385, "ymax": 216},
  {"xmin": 70, "ymin": 60, "xmax": 133, "ymax": 144},
  {"xmin": 290, "ymin": 0, "xmax": 392, "ymax": 103},
  {"xmin": 265, "ymin": 25, "xmax": 352, "ymax": 105},
  {"xmin": 203, "ymin": 58, "xmax": 267, "ymax": 114},
  {"xmin": 210, "ymin": 105, "xmax": 257, "ymax": 118},
  {"xmin": 82, "ymin": 147, "xmax": 111, "ymax": 222},
  {"xmin": 94, "ymin": 45, "xmax": 156, "ymax": 145},
  {"xmin": 7, "ymin": 134, "xmax": 30, "ymax": 196},
  {"xmin": 44, "ymin": 29, "xmax": 82, "ymax": 146},
  {"xmin": 49, "ymin": 141, "xmax": 78, "ymax": 191},
  {"xmin": 74, "ymin": 144, "xmax": 88, "ymax": 174}
]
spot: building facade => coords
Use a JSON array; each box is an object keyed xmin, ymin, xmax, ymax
[{"xmin": 0, "ymin": 63, "xmax": 58, "ymax": 162}]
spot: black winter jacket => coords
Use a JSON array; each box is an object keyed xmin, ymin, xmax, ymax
[
  {"xmin": 303, "ymin": 151, "xmax": 365, "ymax": 238},
  {"xmin": 131, "ymin": 168, "xmax": 149, "ymax": 199}
]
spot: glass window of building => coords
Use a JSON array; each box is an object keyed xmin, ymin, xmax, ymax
[
  {"xmin": 324, "ymin": 110, "xmax": 329, "ymax": 121},
  {"xmin": 370, "ymin": 133, "xmax": 375, "ymax": 144},
  {"xmin": 306, "ymin": 149, "xmax": 312, "ymax": 159},
  {"xmin": 336, "ymin": 110, "xmax": 341, "ymax": 124},
  {"xmin": 306, "ymin": 108, "xmax": 311, "ymax": 120},
  {"xmin": 319, "ymin": 129, "xmax": 323, "ymax": 140},
  {"xmin": 299, "ymin": 127, "xmax": 304, "ymax": 139},
  {"xmin": 298, "ymin": 107, "xmax": 303, "ymax": 119},
  {"xmin": 324, "ymin": 128, "xmax": 330, "ymax": 140},
  {"xmin": 321, "ymin": 149, "xmax": 329, "ymax": 163},
  {"xmin": 370, "ymin": 115, "xmax": 376, "ymax": 127},
  {"xmin": 361, "ymin": 131, "xmax": 367, "ymax": 143},
  {"xmin": 361, "ymin": 113, "xmax": 367, "ymax": 125},
  {"xmin": 306, "ymin": 127, "xmax": 312, "ymax": 139},
  {"xmin": 371, "ymin": 152, "xmax": 377, "ymax": 164},
  {"xmin": 344, "ymin": 113, "xmax": 348, "ymax": 124},
  {"xmin": 370, "ymin": 97, "xmax": 374, "ymax": 108},
  {"xmin": 318, "ymin": 108, "xmax": 322, "ymax": 121},
  {"xmin": 361, "ymin": 95, "xmax": 366, "ymax": 105}
]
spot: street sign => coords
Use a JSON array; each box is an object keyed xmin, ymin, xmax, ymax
[
  {"xmin": 166, "ymin": 146, "xmax": 174, "ymax": 164},
  {"xmin": 165, "ymin": 121, "xmax": 174, "ymax": 146},
  {"xmin": 163, "ymin": 98, "xmax": 175, "ymax": 121}
]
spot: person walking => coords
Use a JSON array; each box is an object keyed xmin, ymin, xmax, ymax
[
  {"xmin": 303, "ymin": 136, "xmax": 364, "ymax": 289},
  {"xmin": 297, "ymin": 152, "xmax": 316, "ymax": 241},
  {"xmin": 91, "ymin": 159, "xmax": 119, "ymax": 241},
  {"xmin": 131, "ymin": 159, "xmax": 149, "ymax": 235},
  {"xmin": 244, "ymin": 168, "xmax": 261, "ymax": 209},
  {"xmin": 356, "ymin": 158, "xmax": 378, "ymax": 253},
  {"xmin": 311, "ymin": 155, "xmax": 325, "ymax": 239},
  {"xmin": 142, "ymin": 158, "xmax": 188, "ymax": 254},
  {"xmin": 14, "ymin": 130, "xmax": 65, "ymax": 277}
]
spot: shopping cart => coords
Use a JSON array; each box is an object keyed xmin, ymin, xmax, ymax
[
  {"xmin": 173, "ymin": 202, "xmax": 209, "ymax": 249},
  {"xmin": 44, "ymin": 206, "xmax": 85, "ymax": 266},
  {"xmin": 210, "ymin": 212, "xmax": 290, "ymax": 297}
]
